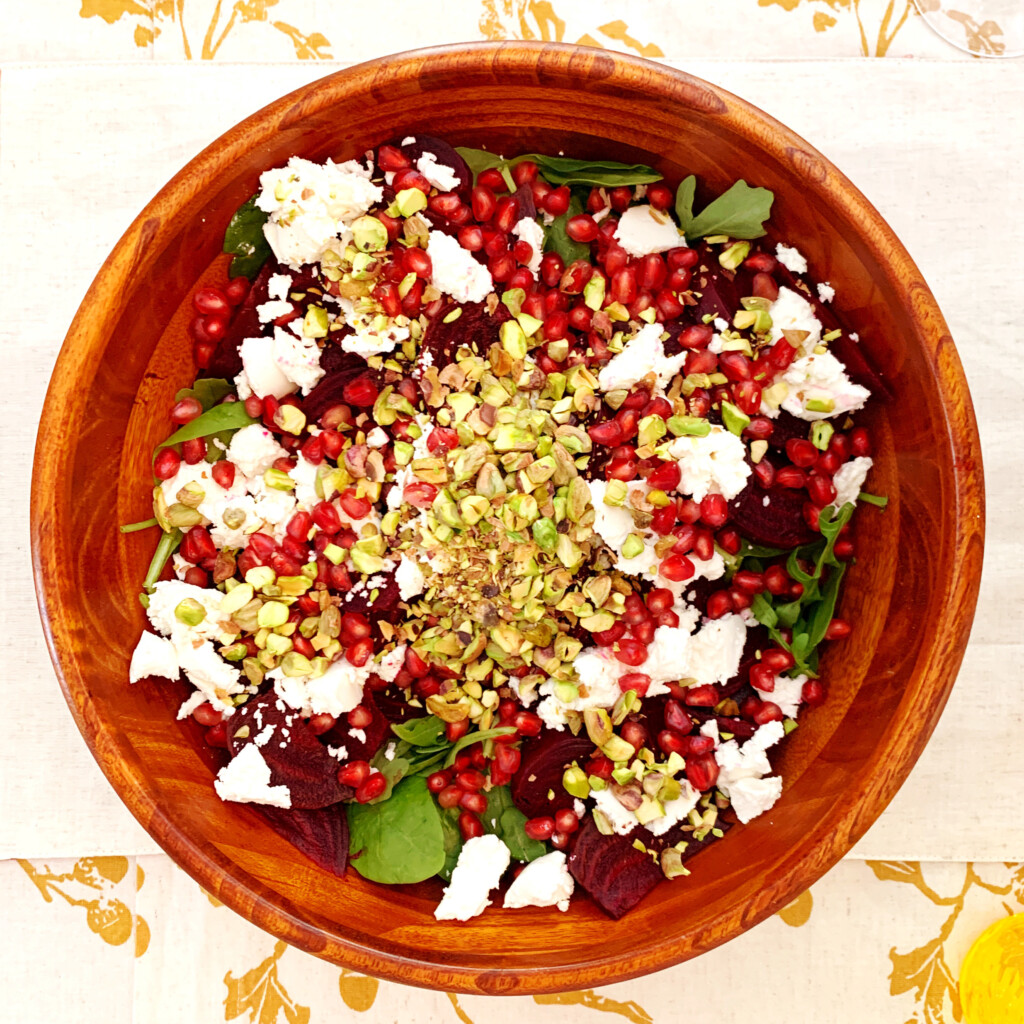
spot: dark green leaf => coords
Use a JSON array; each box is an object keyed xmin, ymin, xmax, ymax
[
  {"xmin": 437, "ymin": 806, "xmax": 463, "ymax": 882},
  {"xmin": 455, "ymin": 146, "xmax": 507, "ymax": 181},
  {"xmin": 807, "ymin": 564, "xmax": 846, "ymax": 649},
  {"xmin": 775, "ymin": 598, "xmax": 804, "ymax": 630},
  {"xmin": 739, "ymin": 540, "xmax": 790, "ymax": 560},
  {"xmin": 677, "ymin": 178, "xmax": 774, "ymax": 240},
  {"xmin": 750, "ymin": 592, "xmax": 778, "ymax": 629},
  {"xmin": 223, "ymin": 196, "xmax": 271, "ymax": 279},
  {"xmin": 443, "ymin": 726, "xmax": 517, "ymax": 769},
  {"xmin": 347, "ymin": 776, "xmax": 445, "ymax": 884},
  {"xmin": 531, "ymin": 154, "xmax": 660, "ymax": 188},
  {"xmin": 543, "ymin": 195, "xmax": 590, "ymax": 266},
  {"xmin": 175, "ymin": 378, "xmax": 233, "ymax": 412},
  {"xmin": 391, "ymin": 717, "xmax": 447, "ymax": 747},
  {"xmin": 143, "ymin": 529, "xmax": 182, "ymax": 592},
  {"xmin": 203, "ymin": 429, "xmax": 234, "ymax": 464},
  {"xmin": 156, "ymin": 402, "xmax": 256, "ymax": 450},
  {"xmin": 367, "ymin": 743, "xmax": 412, "ymax": 804},
  {"xmin": 481, "ymin": 787, "xmax": 547, "ymax": 863},
  {"xmin": 858, "ymin": 491, "xmax": 889, "ymax": 508}
]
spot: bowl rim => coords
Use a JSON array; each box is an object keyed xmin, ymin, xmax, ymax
[{"xmin": 31, "ymin": 40, "xmax": 984, "ymax": 993}]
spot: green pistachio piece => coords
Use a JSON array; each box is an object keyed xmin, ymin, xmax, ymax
[
  {"xmin": 220, "ymin": 582, "xmax": 254, "ymax": 615},
  {"xmin": 563, "ymin": 766, "xmax": 591, "ymax": 799},
  {"xmin": 303, "ymin": 305, "xmax": 329, "ymax": 340},
  {"xmin": 499, "ymin": 320, "xmax": 528, "ymax": 360},
  {"xmin": 620, "ymin": 533, "xmax": 646, "ymax": 560},
  {"xmin": 264, "ymin": 633, "xmax": 292, "ymax": 657},
  {"xmin": 638, "ymin": 414, "xmax": 667, "ymax": 447},
  {"xmin": 583, "ymin": 708, "xmax": 614, "ymax": 747},
  {"xmin": 583, "ymin": 273, "xmax": 606, "ymax": 311},
  {"xmin": 165, "ymin": 503, "xmax": 203, "ymax": 529},
  {"xmin": 721, "ymin": 400, "xmax": 751, "ymax": 437},
  {"xmin": 667, "ymin": 415, "xmax": 711, "ymax": 437},
  {"xmin": 805, "ymin": 397, "xmax": 836, "ymax": 413},
  {"xmin": 174, "ymin": 598, "xmax": 206, "ymax": 627},
  {"xmin": 810, "ymin": 421, "xmax": 834, "ymax": 450},
  {"xmin": 351, "ymin": 215, "xmax": 388, "ymax": 252},
  {"xmin": 263, "ymin": 467, "xmax": 295, "ymax": 491},
  {"xmin": 395, "ymin": 188, "xmax": 427, "ymax": 217},
  {"xmin": 257, "ymin": 601, "xmax": 289, "ymax": 629},
  {"xmin": 532, "ymin": 517, "xmax": 558, "ymax": 553},
  {"xmin": 719, "ymin": 241, "xmax": 751, "ymax": 270},
  {"xmin": 603, "ymin": 479, "xmax": 628, "ymax": 506},
  {"xmin": 601, "ymin": 735, "xmax": 637, "ymax": 762}
]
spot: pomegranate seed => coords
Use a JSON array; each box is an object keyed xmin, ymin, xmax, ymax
[
  {"xmin": 733, "ymin": 570, "xmax": 765, "ymax": 594},
  {"xmin": 769, "ymin": 339, "xmax": 797, "ymax": 370},
  {"xmin": 658, "ymin": 728, "xmax": 689, "ymax": 756},
  {"xmin": 614, "ymin": 639, "xmax": 648, "ymax": 666},
  {"xmin": 686, "ymin": 753, "xmax": 720, "ymax": 791},
  {"xmin": 224, "ymin": 277, "xmax": 249, "ymax": 304},
  {"xmin": 850, "ymin": 427, "xmax": 872, "ymax": 457},
  {"xmin": 337, "ymin": 760, "xmax": 371, "ymax": 787},
  {"xmin": 458, "ymin": 225, "xmax": 484, "ymax": 251},
  {"xmin": 471, "ymin": 186, "xmax": 497, "ymax": 221},
  {"xmin": 306, "ymin": 712, "xmax": 336, "ymax": 736},
  {"xmin": 544, "ymin": 185, "xmax": 571, "ymax": 216},
  {"xmin": 632, "ymin": 619, "xmax": 656, "ymax": 645},
  {"xmin": 554, "ymin": 808, "xmax": 580, "ymax": 834},
  {"xmin": 171, "ymin": 397, "xmax": 203, "ymax": 425},
  {"xmin": 764, "ymin": 565, "xmax": 790, "ymax": 595},
  {"xmin": 618, "ymin": 671, "xmax": 652, "ymax": 698},
  {"xmin": 754, "ymin": 701, "xmax": 784, "ymax": 725},
  {"xmin": 192, "ymin": 703, "xmax": 223, "ymax": 727},
  {"xmin": 706, "ymin": 590, "xmax": 734, "ymax": 619},
  {"xmin": 182, "ymin": 438, "xmax": 206, "ymax": 465},
  {"xmin": 802, "ymin": 679, "xmax": 826, "ymax": 707},
  {"xmin": 660, "ymin": 553, "xmax": 695, "ymax": 582},
  {"xmin": 524, "ymin": 816, "xmax": 556, "ymax": 841},
  {"xmin": 427, "ymin": 771, "xmax": 452, "ymax": 794},
  {"xmin": 586, "ymin": 755, "xmax": 614, "ymax": 780},
  {"xmin": 684, "ymin": 684, "xmax": 720, "ymax": 706},
  {"xmin": 458, "ymin": 790, "xmax": 487, "ymax": 814},
  {"xmin": 786, "ymin": 439, "xmax": 819, "ymax": 468},
  {"xmin": 355, "ymin": 773, "xmax": 387, "ymax": 803},
  {"xmin": 339, "ymin": 489, "xmax": 372, "ymax": 521},
  {"xmin": 493, "ymin": 742, "xmax": 521, "ymax": 776},
  {"xmin": 403, "ymin": 480, "xmax": 438, "ymax": 508},
  {"xmin": 664, "ymin": 700, "xmax": 690, "ymax": 733},
  {"xmin": 340, "ymin": 612, "xmax": 371, "ymax": 641},
  {"xmin": 312, "ymin": 501, "xmax": 341, "ymax": 534},
  {"xmin": 560, "ymin": 259, "xmax": 594, "ymax": 294},
  {"xmin": 825, "ymin": 618, "xmax": 852, "ymax": 640},
  {"xmin": 514, "ymin": 711, "xmax": 543, "ymax": 737},
  {"xmin": 646, "ymin": 588, "xmax": 674, "ymax": 616},
  {"xmin": 753, "ymin": 460, "xmax": 776, "ymax": 489},
  {"xmin": 646, "ymin": 183, "xmax": 672, "ymax": 210},
  {"xmin": 346, "ymin": 638, "xmax": 373, "ymax": 667},
  {"xmin": 776, "ymin": 466, "xmax": 807, "ymax": 489},
  {"xmin": 566, "ymin": 214, "xmax": 598, "ymax": 243},
  {"xmin": 750, "ymin": 663, "xmax": 775, "ymax": 692},
  {"xmin": 459, "ymin": 811, "xmax": 484, "ymax": 841},
  {"xmin": 699, "ymin": 494, "xmax": 728, "ymax": 528},
  {"xmin": 377, "ymin": 144, "xmax": 411, "ymax": 172},
  {"xmin": 154, "ymin": 448, "xmax": 181, "ymax": 480},
  {"xmin": 657, "ymin": 610, "xmax": 680, "ymax": 628},
  {"xmin": 446, "ymin": 719, "xmax": 470, "ymax": 743},
  {"xmin": 193, "ymin": 286, "xmax": 230, "ymax": 317},
  {"xmin": 438, "ymin": 784, "xmax": 463, "ymax": 809},
  {"xmin": 342, "ymin": 377, "xmax": 378, "ymax": 407},
  {"xmin": 834, "ymin": 538, "xmax": 855, "ymax": 560},
  {"xmin": 693, "ymin": 529, "xmax": 715, "ymax": 561},
  {"xmin": 807, "ymin": 474, "xmax": 837, "ymax": 507},
  {"xmin": 621, "ymin": 593, "xmax": 648, "ymax": 626},
  {"xmin": 347, "ymin": 705, "xmax": 373, "ymax": 729},
  {"xmin": 621, "ymin": 720, "xmax": 648, "ymax": 751},
  {"xmin": 205, "ymin": 723, "xmax": 228, "ymax": 748},
  {"xmin": 678, "ymin": 324, "xmax": 713, "ymax": 350},
  {"xmin": 829, "ymin": 433, "xmax": 852, "ymax": 461},
  {"xmin": 592, "ymin": 622, "xmax": 627, "ymax": 647},
  {"xmin": 588, "ymin": 420, "xmax": 623, "ymax": 447},
  {"xmin": 456, "ymin": 769, "xmax": 487, "ymax": 792},
  {"xmin": 477, "ymin": 168, "xmax": 507, "ymax": 192}
]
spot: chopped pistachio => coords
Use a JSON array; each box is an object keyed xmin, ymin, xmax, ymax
[
  {"xmin": 721, "ymin": 400, "xmax": 750, "ymax": 437},
  {"xmin": 174, "ymin": 598, "xmax": 206, "ymax": 627},
  {"xmin": 667, "ymin": 415, "xmax": 711, "ymax": 437},
  {"xmin": 257, "ymin": 601, "xmax": 289, "ymax": 629},
  {"xmin": 810, "ymin": 420, "xmax": 834, "ymax": 450},
  {"xmin": 719, "ymin": 241, "xmax": 751, "ymax": 270}
]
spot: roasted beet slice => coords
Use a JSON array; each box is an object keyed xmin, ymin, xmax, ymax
[
  {"xmin": 511, "ymin": 182, "xmax": 537, "ymax": 221},
  {"xmin": 257, "ymin": 802, "xmax": 350, "ymax": 876},
  {"xmin": 322, "ymin": 686, "xmax": 392, "ymax": 764},
  {"xmin": 511, "ymin": 730, "xmax": 595, "ymax": 820},
  {"xmin": 302, "ymin": 346, "xmax": 383, "ymax": 424},
  {"xmin": 765, "ymin": 410, "xmax": 810, "ymax": 453},
  {"xmin": 691, "ymin": 245, "xmax": 741, "ymax": 323},
  {"xmin": 419, "ymin": 299, "xmax": 510, "ymax": 371},
  {"xmin": 728, "ymin": 478, "xmax": 813, "ymax": 549},
  {"xmin": 568, "ymin": 817, "xmax": 664, "ymax": 919},
  {"xmin": 393, "ymin": 135, "xmax": 472, "ymax": 196},
  {"xmin": 227, "ymin": 691, "xmax": 350, "ymax": 809}
]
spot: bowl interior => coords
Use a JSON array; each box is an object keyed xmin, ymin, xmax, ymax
[{"xmin": 33, "ymin": 43, "xmax": 983, "ymax": 994}]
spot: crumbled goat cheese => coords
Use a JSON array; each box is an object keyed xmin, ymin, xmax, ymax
[
  {"xmin": 416, "ymin": 152, "xmax": 461, "ymax": 193},
  {"xmin": 348, "ymin": 728, "xmax": 366, "ymax": 743},
  {"xmin": 269, "ymin": 656, "xmax": 371, "ymax": 717},
  {"xmin": 289, "ymin": 455, "xmax": 321, "ymax": 509},
  {"xmin": 700, "ymin": 719, "xmax": 720, "ymax": 747},
  {"xmin": 373, "ymin": 644, "xmax": 407, "ymax": 684},
  {"xmin": 831, "ymin": 456, "xmax": 873, "ymax": 508},
  {"xmin": 428, "ymin": 230, "xmax": 494, "ymax": 304},
  {"xmin": 333, "ymin": 295, "xmax": 410, "ymax": 359},
  {"xmin": 613, "ymin": 204, "xmax": 684, "ymax": 258},
  {"xmin": 781, "ymin": 350, "xmax": 870, "ymax": 422},
  {"xmin": 767, "ymin": 286, "xmax": 822, "ymax": 351},
  {"xmin": 715, "ymin": 720, "xmax": 785, "ymax": 823},
  {"xmin": 146, "ymin": 580, "xmax": 235, "ymax": 643},
  {"xmin": 227, "ymin": 424, "xmax": 288, "ymax": 479},
  {"xmin": 395, "ymin": 554, "xmax": 426, "ymax": 601},
  {"xmin": 434, "ymin": 835, "xmax": 511, "ymax": 921},
  {"xmin": 775, "ymin": 243, "xmax": 808, "ymax": 274},
  {"xmin": 663, "ymin": 425, "xmax": 751, "ymax": 501},
  {"xmin": 255, "ymin": 156, "xmax": 382, "ymax": 270},
  {"xmin": 592, "ymin": 787, "xmax": 638, "ymax": 836},
  {"xmin": 366, "ymin": 426, "xmax": 388, "ymax": 448},
  {"xmin": 646, "ymin": 780, "xmax": 701, "ymax": 837},
  {"xmin": 268, "ymin": 324, "xmax": 324, "ymax": 395},
  {"xmin": 817, "ymin": 282, "xmax": 835, "ymax": 303},
  {"xmin": 129, "ymin": 631, "xmax": 179, "ymax": 683},
  {"xmin": 235, "ymin": 335, "xmax": 296, "ymax": 400},
  {"xmin": 214, "ymin": 743, "xmax": 292, "ymax": 808},
  {"xmin": 755, "ymin": 673, "xmax": 807, "ymax": 719},
  {"xmin": 256, "ymin": 299, "xmax": 294, "ymax": 324},
  {"xmin": 597, "ymin": 322, "xmax": 686, "ymax": 392},
  {"xmin": 172, "ymin": 635, "xmax": 244, "ymax": 714},
  {"xmin": 511, "ymin": 217, "xmax": 545, "ymax": 275},
  {"xmin": 587, "ymin": 479, "xmax": 658, "ymax": 575},
  {"xmin": 267, "ymin": 273, "xmax": 293, "ymax": 300},
  {"xmin": 503, "ymin": 851, "xmax": 575, "ymax": 912}
]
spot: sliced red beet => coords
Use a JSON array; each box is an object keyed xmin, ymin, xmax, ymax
[
  {"xmin": 765, "ymin": 410, "xmax": 810, "ymax": 453},
  {"xmin": 321, "ymin": 687, "xmax": 390, "ymax": 764},
  {"xmin": 511, "ymin": 182, "xmax": 537, "ymax": 222},
  {"xmin": 257, "ymin": 802, "xmax": 350, "ymax": 876},
  {"xmin": 226, "ymin": 690, "xmax": 350, "ymax": 809},
  {"xmin": 511, "ymin": 730, "xmax": 596, "ymax": 821},
  {"xmin": 728, "ymin": 478, "xmax": 814, "ymax": 549},
  {"xmin": 419, "ymin": 299, "xmax": 511, "ymax": 373},
  {"xmin": 692, "ymin": 245, "xmax": 741, "ymax": 323},
  {"xmin": 302, "ymin": 346, "xmax": 383, "ymax": 424}
]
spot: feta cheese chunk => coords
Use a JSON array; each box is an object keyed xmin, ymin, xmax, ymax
[
  {"xmin": 428, "ymin": 230, "xmax": 494, "ymax": 304},
  {"xmin": 503, "ymin": 852, "xmax": 575, "ymax": 912},
  {"xmin": 781, "ymin": 351, "xmax": 870, "ymax": 422},
  {"xmin": 267, "ymin": 273, "xmax": 293, "ymax": 300},
  {"xmin": 597, "ymin": 322, "xmax": 686, "ymax": 392},
  {"xmin": 715, "ymin": 720, "xmax": 785, "ymax": 824},
  {"xmin": 511, "ymin": 217, "xmax": 545, "ymax": 275},
  {"xmin": 831, "ymin": 456, "xmax": 873, "ymax": 508},
  {"xmin": 214, "ymin": 743, "xmax": 292, "ymax": 808},
  {"xmin": 768, "ymin": 286, "xmax": 822, "ymax": 350},
  {"xmin": 269, "ymin": 324, "xmax": 325, "ymax": 395},
  {"xmin": 817, "ymin": 282, "xmax": 835, "ymax": 303},
  {"xmin": 754, "ymin": 672, "xmax": 807, "ymax": 719},
  {"xmin": 227, "ymin": 425, "xmax": 288, "ymax": 479},
  {"xmin": 592, "ymin": 787, "xmax": 638, "ymax": 836},
  {"xmin": 129, "ymin": 631, "xmax": 179, "ymax": 683},
  {"xmin": 646, "ymin": 780, "xmax": 701, "ymax": 837},
  {"xmin": 775, "ymin": 243, "xmax": 808, "ymax": 274},
  {"xmin": 663, "ymin": 425, "xmax": 751, "ymax": 501},
  {"xmin": 395, "ymin": 554, "xmax": 426, "ymax": 601},
  {"xmin": 256, "ymin": 156, "xmax": 383, "ymax": 270},
  {"xmin": 587, "ymin": 479, "xmax": 658, "ymax": 575},
  {"xmin": 334, "ymin": 294, "xmax": 410, "ymax": 359},
  {"xmin": 235, "ymin": 336, "xmax": 296, "ymax": 400},
  {"xmin": 434, "ymin": 834, "xmax": 511, "ymax": 921},
  {"xmin": 416, "ymin": 152, "xmax": 461, "ymax": 193},
  {"xmin": 269, "ymin": 655, "xmax": 372, "ymax": 718},
  {"xmin": 613, "ymin": 204, "xmax": 683, "ymax": 258}
]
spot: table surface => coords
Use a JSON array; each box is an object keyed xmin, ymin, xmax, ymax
[{"xmin": 2, "ymin": 3, "xmax": 1023, "ymax": 1021}]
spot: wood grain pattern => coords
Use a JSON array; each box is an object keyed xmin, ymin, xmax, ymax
[{"xmin": 30, "ymin": 42, "xmax": 984, "ymax": 994}]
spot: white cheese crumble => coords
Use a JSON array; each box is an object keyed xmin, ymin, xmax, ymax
[
  {"xmin": 214, "ymin": 743, "xmax": 292, "ymax": 808},
  {"xmin": 754, "ymin": 673, "xmax": 807, "ymax": 719},
  {"xmin": 587, "ymin": 480, "xmax": 658, "ymax": 576},
  {"xmin": 715, "ymin": 719, "xmax": 785, "ymax": 824},
  {"xmin": 395, "ymin": 554, "xmax": 426, "ymax": 601},
  {"xmin": 334, "ymin": 295, "xmax": 410, "ymax": 359},
  {"xmin": 268, "ymin": 656, "xmax": 371, "ymax": 718},
  {"xmin": 592, "ymin": 788, "xmax": 638, "ymax": 836},
  {"xmin": 235, "ymin": 335, "xmax": 296, "ymax": 400},
  {"xmin": 781, "ymin": 351, "xmax": 871, "ymax": 422},
  {"xmin": 267, "ymin": 273, "xmax": 293, "ymax": 300},
  {"xmin": 503, "ymin": 851, "xmax": 575, "ymax": 912},
  {"xmin": 256, "ymin": 299, "xmax": 293, "ymax": 324},
  {"xmin": 775, "ymin": 243, "xmax": 808, "ymax": 274},
  {"xmin": 646, "ymin": 780, "xmax": 701, "ymax": 837},
  {"xmin": 434, "ymin": 834, "xmax": 511, "ymax": 921},
  {"xmin": 768, "ymin": 286, "xmax": 822, "ymax": 351},
  {"xmin": 255, "ymin": 156, "xmax": 382, "ymax": 271},
  {"xmin": 227, "ymin": 425, "xmax": 288, "ymax": 479},
  {"xmin": 268, "ymin": 324, "xmax": 325, "ymax": 395},
  {"xmin": 511, "ymin": 217, "xmax": 545, "ymax": 275},
  {"xmin": 416, "ymin": 152, "xmax": 460, "ymax": 193},
  {"xmin": 373, "ymin": 644, "xmax": 407, "ymax": 684},
  {"xmin": 613, "ymin": 204, "xmax": 683, "ymax": 258},
  {"xmin": 428, "ymin": 230, "xmax": 494, "ymax": 304},
  {"xmin": 817, "ymin": 282, "xmax": 835, "ymax": 303},
  {"xmin": 597, "ymin": 322, "xmax": 686, "ymax": 392},
  {"xmin": 831, "ymin": 456, "xmax": 873, "ymax": 508},
  {"xmin": 662, "ymin": 425, "xmax": 751, "ymax": 501},
  {"xmin": 128, "ymin": 631, "xmax": 179, "ymax": 684}
]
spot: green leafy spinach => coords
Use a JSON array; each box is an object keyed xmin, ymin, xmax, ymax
[
  {"xmin": 543, "ymin": 195, "xmax": 590, "ymax": 266},
  {"xmin": 674, "ymin": 175, "xmax": 774, "ymax": 240},
  {"xmin": 156, "ymin": 401, "xmax": 256, "ymax": 450},
  {"xmin": 223, "ymin": 195, "xmax": 271, "ymax": 279},
  {"xmin": 456, "ymin": 147, "xmax": 660, "ymax": 189}
]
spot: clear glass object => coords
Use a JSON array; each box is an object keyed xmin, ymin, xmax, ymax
[{"xmin": 914, "ymin": 0, "xmax": 1024, "ymax": 57}]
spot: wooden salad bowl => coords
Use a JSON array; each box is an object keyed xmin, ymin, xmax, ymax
[{"xmin": 31, "ymin": 42, "xmax": 984, "ymax": 993}]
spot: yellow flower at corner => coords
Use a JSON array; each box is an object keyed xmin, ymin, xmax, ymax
[{"xmin": 960, "ymin": 913, "xmax": 1024, "ymax": 1024}]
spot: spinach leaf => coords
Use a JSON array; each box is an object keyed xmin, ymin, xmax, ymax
[
  {"xmin": 223, "ymin": 195, "xmax": 271, "ymax": 279},
  {"xmin": 455, "ymin": 146, "xmax": 506, "ymax": 181},
  {"xmin": 530, "ymin": 154, "xmax": 660, "ymax": 188},
  {"xmin": 482, "ymin": 786, "xmax": 547, "ymax": 863},
  {"xmin": 143, "ymin": 528, "xmax": 182, "ymax": 592},
  {"xmin": 675, "ymin": 175, "xmax": 774, "ymax": 240},
  {"xmin": 156, "ymin": 401, "xmax": 256, "ymax": 449},
  {"xmin": 544, "ymin": 195, "xmax": 590, "ymax": 266},
  {"xmin": 391, "ymin": 717, "xmax": 447, "ymax": 747},
  {"xmin": 347, "ymin": 776, "xmax": 445, "ymax": 884},
  {"xmin": 443, "ymin": 726, "xmax": 517, "ymax": 769},
  {"xmin": 438, "ymin": 806, "xmax": 463, "ymax": 882},
  {"xmin": 367, "ymin": 743, "xmax": 412, "ymax": 804},
  {"xmin": 175, "ymin": 378, "xmax": 233, "ymax": 412}
]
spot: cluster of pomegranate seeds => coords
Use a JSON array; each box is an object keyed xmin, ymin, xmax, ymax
[{"xmin": 189, "ymin": 280, "xmax": 249, "ymax": 369}]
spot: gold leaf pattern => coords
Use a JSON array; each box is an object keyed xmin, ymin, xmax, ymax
[
  {"xmin": 534, "ymin": 990, "xmax": 653, "ymax": 1024},
  {"xmin": 17, "ymin": 857, "xmax": 150, "ymax": 955},
  {"xmin": 758, "ymin": 0, "xmax": 922, "ymax": 56},
  {"xmin": 224, "ymin": 941, "xmax": 311, "ymax": 1024},
  {"xmin": 778, "ymin": 887, "xmax": 814, "ymax": 927},
  {"xmin": 338, "ymin": 969, "xmax": 379, "ymax": 1012}
]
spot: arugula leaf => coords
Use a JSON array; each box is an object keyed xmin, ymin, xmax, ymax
[
  {"xmin": 544, "ymin": 195, "xmax": 591, "ymax": 266},
  {"xmin": 806, "ymin": 563, "xmax": 846, "ymax": 649},
  {"xmin": 347, "ymin": 776, "xmax": 445, "ymax": 884},
  {"xmin": 858, "ymin": 491, "xmax": 889, "ymax": 508},
  {"xmin": 143, "ymin": 528, "xmax": 182, "ymax": 592},
  {"xmin": 175, "ymin": 378, "xmax": 233, "ymax": 412},
  {"xmin": 391, "ymin": 717, "xmax": 447, "ymax": 747},
  {"xmin": 750, "ymin": 592, "xmax": 778, "ymax": 629},
  {"xmin": 156, "ymin": 401, "xmax": 256, "ymax": 450},
  {"xmin": 437, "ymin": 806, "xmax": 464, "ymax": 882},
  {"xmin": 481, "ymin": 787, "xmax": 547, "ymax": 863},
  {"xmin": 674, "ymin": 175, "xmax": 774, "ymax": 240},
  {"xmin": 223, "ymin": 195, "xmax": 271, "ymax": 279}
]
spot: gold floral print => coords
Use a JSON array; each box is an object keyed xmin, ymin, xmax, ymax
[
  {"xmin": 943, "ymin": 9, "xmax": 1008, "ymax": 55},
  {"xmin": 79, "ymin": 0, "xmax": 332, "ymax": 59},
  {"xmin": 338, "ymin": 969, "xmax": 380, "ymax": 1012},
  {"xmin": 777, "ymin": 887, "xmax": 814, "ymax": 927},
  {"xmin": 534, "ymin": 991, "xmax": 654, "ymax": 1023},
  {"xmin": 224, "ymin": 940, "xmax": 311, "ymax": 1024},
  {"xmin": 758, "ymin": 0, "xmax": 921, "ymax": 56}
]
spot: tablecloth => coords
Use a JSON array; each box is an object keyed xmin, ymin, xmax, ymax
[{"xmin": 2, "ymin": 4, "xmax": 1023, "ymax": 1021}]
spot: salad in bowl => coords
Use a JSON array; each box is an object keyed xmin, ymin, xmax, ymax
[{"xmin": 127, "ymin": 133, "xmax": 885, "ymax": 922}]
